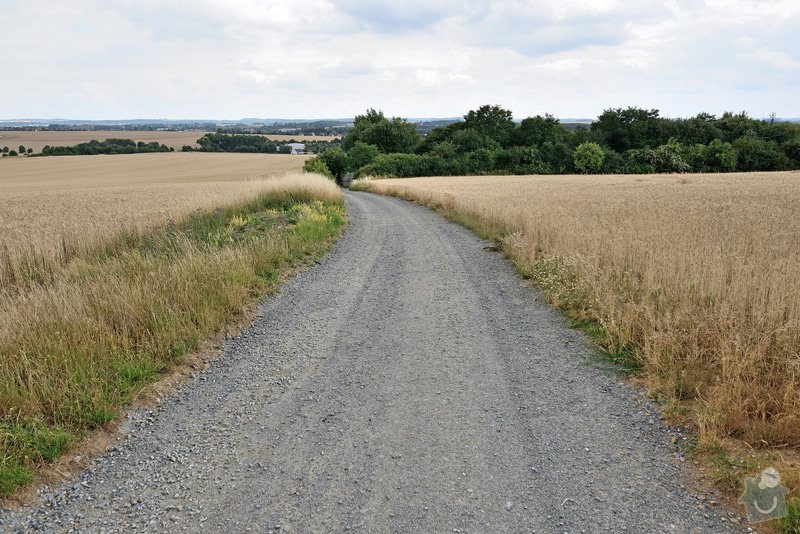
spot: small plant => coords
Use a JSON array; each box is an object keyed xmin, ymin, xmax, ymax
[
  {"xmin": 675, "ymin": 437, "xmax": 697, "ymax": 459},
  {"xmin": 710, "ymin": 443, "xmax": 759, "ymax": 492},
  {"xmin": 778, "ymin": 498, "xmax": 800, "ymax": 534},
  {"xmin": 0, "ymin": 466, "xmax": 33, "ymax": 496}
]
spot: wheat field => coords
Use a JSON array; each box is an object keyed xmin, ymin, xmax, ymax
[
  {"xmin": 0, "ymin": 131, "xmax": 339, "ymax": 152},
  {"xmin": 359, "ymin": 172, "xmax": 800, "ymax": 449},
  {"xmin": 0, "ymin": 152, "xmax": 311, "ymax": 262},
  {"xmin": 0, "ymin": 165, "xmax": 343, "ymax": 494}
]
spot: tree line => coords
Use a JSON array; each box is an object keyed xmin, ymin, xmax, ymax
[
  {"xmin": 2, "ymin": 145, "xmax": 33, "ymax": 157},
  {"xmin": 183, "ymin": 133, "xmax": 292, "ymax": 154},
  {"xmin": 182, "ymin": 133, "xmax": 341, "ymax": 154},
  {"xmin": 2, "ymin": 134, "xmax": 341, "ymax": 158},
  {"xmin": 40, "ymin": 139, "xmax": 173, "ymax": 156},
  {"xmin": 304, "ymin": 106, "xmax": 800, "ymax": 180}
]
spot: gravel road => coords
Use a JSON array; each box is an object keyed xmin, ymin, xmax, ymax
[{"xmin": 2, "ymin": 191, "xmax": 748, "ymax": 533}]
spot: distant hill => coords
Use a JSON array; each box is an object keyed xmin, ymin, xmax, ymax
[{"xmin": 1, "ymin": 115, "xmax": 796, "ymax": 131}]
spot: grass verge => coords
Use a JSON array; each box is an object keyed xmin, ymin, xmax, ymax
[
  {"xmin": 0, "ymin": 180, "xmax": 345, "ymax": 497},
  {"xmin": 352, "ymin": 177, "xmax": 800, "ymax": 532}
]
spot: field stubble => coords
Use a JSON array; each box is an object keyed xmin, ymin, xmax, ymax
[{"xmin": 357, "ymin": 172, "xmax": 800, "ymax": 456}]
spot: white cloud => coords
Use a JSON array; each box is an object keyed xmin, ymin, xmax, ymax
[{"xmin": 0, "ymin": 0, "xmax": 798, "ymax": 119}]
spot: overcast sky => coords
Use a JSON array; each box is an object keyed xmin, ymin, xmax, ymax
[{"xmin": 2, "ymin": 0, "xmax": 798, "ymax": 120}]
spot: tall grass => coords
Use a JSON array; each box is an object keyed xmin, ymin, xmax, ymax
[
  {"xmin": 0, "ymin": 154, "xmax": 316, "ymax": 291},
  {"xmin": 0, "ymin": 174, "xmax": 344, "ymax": 496},
  {"xmin": 357, "ymin": 173, "xmax": 800, "ymax": 527}
]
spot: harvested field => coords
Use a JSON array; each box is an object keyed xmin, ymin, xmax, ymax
[
  {"xmin": 0, "ymin": 152, "xmax": 310, "ymax": 262},
  {"xmin": 0, "ymin": 131, "xmax": 339, "ymax": 152},
  {"xmin": 358, "ymin": 172, "xmax": 800, "ymax": 451}
]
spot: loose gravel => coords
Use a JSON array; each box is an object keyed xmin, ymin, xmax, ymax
[{"xmin": 1, "ymin": 191, "xmax": 750, "ymax": 533}]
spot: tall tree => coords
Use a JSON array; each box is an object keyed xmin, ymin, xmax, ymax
[
  {"xmin": 591, "ymin": 107, "xmax": 665, "ymax": 152},
  {"xmin": 463, "ymin": 105, "xmax": 515, "ymax": 147},
  {"xmin": 343, "ymin": 109, "xmax": 420, "ymax": 154}
]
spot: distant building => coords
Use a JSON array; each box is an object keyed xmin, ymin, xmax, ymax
[{"xmin": 288, "ymin": 142, "xmax": 306, "ymax": 155}]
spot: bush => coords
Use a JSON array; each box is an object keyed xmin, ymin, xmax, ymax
[
  {"xmin": 705, "ymin": 139, "xmax": 738, "ymax": 172},
  {"xmin": 733, "ymin": 135, "xmax": 791, "ymax": 171},
  {"xmin": 653, "ymin": 138, "xmax": 690, "ymax": 173},
  {"xmin": 784, "ymin": 138, "xmax": 800, "ymax": 166},
  {"xmin": 362, "ymin": 153, "xmax": 434, "ymax": 177},
  {"xmin": 463, "ymin": 148, "xmax": 497, "ymax": 174},
  {"xmin": 302, "ymin": 156, "xmax": 334, "ymax": 180},
  {"xmin": 346, "ymin": 142, "xmax": 380, "ymax": 175},
  {"xmin": 623, "ymin": 148, "xmax": 656, "ymax": 174},
  {"xmin": 573, "ymin": 142, "xmax": 605, "ymax": 173},
  {"xmin": 601, "ymin": 147, "xmax": 625, "ymax": 174},
  {"xmin": 318, "ymin": 148, "xmax": 348, "ymax": 181}
]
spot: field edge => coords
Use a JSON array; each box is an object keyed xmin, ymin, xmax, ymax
[
  {"xmin": 351, "ymin": 178, "xmax": 800, "ymax": 534},
  {"xmin": 0, "ymin": 181, "xmax": 347, "ymax": 501}
]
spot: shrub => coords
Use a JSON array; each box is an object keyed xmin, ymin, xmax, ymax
[
  {"xmin": 573, "ymin": 142, "xmax": 605, "ymax": 173},
  {"xmin": 303, "ymin": 156, "xmax": 334, "ymax": 180},
  {"xmin": 318, "ymin": 148, "xmax": 348, "ymax": 181},
  {"xmin": 733, "ymin": 135, "xmax": 791, "ymax": 171},
  {"xmin": 346, "ymin": 142, "xmax": 380, "ymax": 175}
]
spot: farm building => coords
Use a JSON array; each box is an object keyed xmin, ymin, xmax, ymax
[{"xmin": 288, "ymin": 142, "xmax": 306, "ymax": 155}]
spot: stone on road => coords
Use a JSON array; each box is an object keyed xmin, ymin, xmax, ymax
[{"xmin": 2, "ymin": 191, "xmax": 743, "ymax": 533}]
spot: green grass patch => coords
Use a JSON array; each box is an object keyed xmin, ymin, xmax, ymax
[
  {"xmin": 0, "ymin": 466, "xmax": 33, "ymax": 497},
  {"xmin": 567, "ymin": 317, "xmax": 642, "ymax": 375},
  {"xmin": 709, "ymin": 442, "xmax": 762, "ymax": 492},
  {"xmin": 779, "ymin": 498, "xmax": 800, "ymax": 534},
  {"xmin": 0, "ymin": 189, "xmax": 345, "ymax": 497}
]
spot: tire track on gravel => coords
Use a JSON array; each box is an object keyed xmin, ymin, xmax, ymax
[{"xmin": 2, "ymin": 191, "xmax": 745, "ymax": 533}]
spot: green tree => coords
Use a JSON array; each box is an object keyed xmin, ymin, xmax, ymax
[
  {"xmin": 732, "ymin": 135, "xmax": 790, "ymax": 171},
  {"xmin": 343, "ymin": 109, "xmax": 420, "ymax": 154},
  {"xmin": 345, "ymin": 142, "xmax": 380, "ymax": 174},
  {"xmin": 318, "ymin": 148, "xmax": 348, "ymax": 181},
  {"xmin": 463, "ymin": 105, "xmax": 515, "ymax": 147},
  {"xmin": 27, "ymin": 148, "xmax": 33, "ymax": 155},
  {"xmin": 415, "ymin": 122, "xmax": 464, "ymax": 154},
  {"xmin": 514, "ymin": 114, "xmax": 566, "ymax": 147},
  {"xmin": 784, "ymin": 137, "xmax": 800, "ymax": 166},
  {"xmin": 653, "ymin": 138, "xmax": 690, "ymax": 173},
  {"xmin": 449, "ymin": 128, "xmax": 500, "ymax": 154},
  {"xmin": 573, "ymin": 142, "xmax": 605, "ymax": 173},
  {"xmin": 2, "ymin": 146, "xmax": 9, "ymax": 154},
  {"xmin": 8, "ymin": 150, "xmax": 18, "ymax": 157},
  {"xmin": 18, "ymin": 145, "xmax": 26, "ymax": 154},
  {"xmin": 303, "ymin": 156, "xmax": 334, "ymax": 180},
  {"xmin": 591, "ymin": 107, "xmax": 665, "ymax": 152},
  {"xmin": 705, "ymin": 139, "xmax": 738, "ymax": 172}
]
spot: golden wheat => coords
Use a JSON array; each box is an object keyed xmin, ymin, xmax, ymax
[
  {"xmin": 359, "ymin": 172, "xmax": 800, "ymax": 448},
  {"xmin": 0, "ymin": 167, "xmax": 342, "ymax": 495},
  {"xmin": 0, "ymin": 153, "xmax": 318, "ymax": 280}
]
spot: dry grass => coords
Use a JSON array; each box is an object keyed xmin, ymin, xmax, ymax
[
  {"xmin": 0, "ymin": 153, "xmax": 313, "ymax": 287},
  {"xmin": 0, "ymin": 130, "xmax": 339, "ymax": 152},
  {"xmin": 358, "ymin": 173, "xmax": 800, "ymax": 448},
  {"xmin": 0, "ymin": 164, "xmax": 343, "ymax": 496}
]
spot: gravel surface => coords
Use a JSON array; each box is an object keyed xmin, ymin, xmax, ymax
[{"xmin": 2, "ymin": 191, "xmax": 750, "ymax": 533}]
